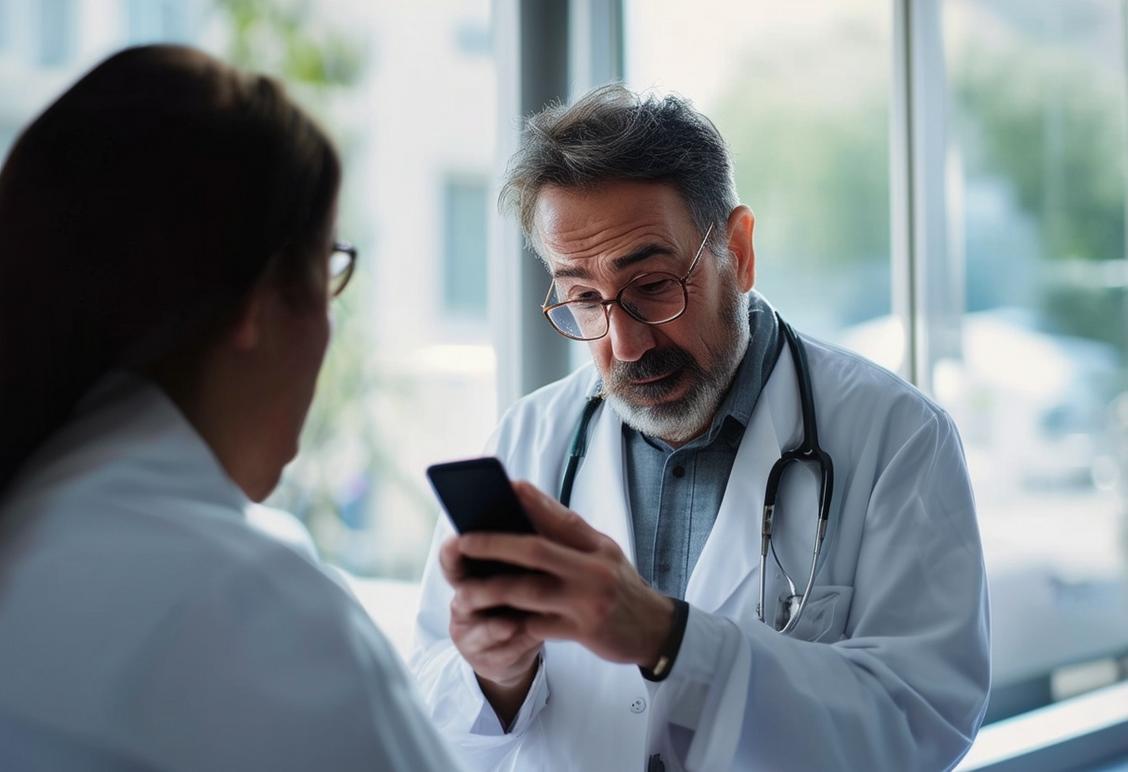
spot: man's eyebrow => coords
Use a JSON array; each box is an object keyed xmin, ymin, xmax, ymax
[{"xmin": 551, "ymin": 244, "xmax": 676, "ymax": 280}]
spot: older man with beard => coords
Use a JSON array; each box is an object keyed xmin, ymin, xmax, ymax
[{"xmin": 412, "ymin": 85, "xmax": 990, "ymax": 772}]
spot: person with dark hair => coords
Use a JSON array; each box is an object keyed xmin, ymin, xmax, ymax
[
  {"xmin": 412, "ymin": 85, "xmax": 990, "ymax": 771},
  {"xmin": 0, "ymin": 45, "xmax": 459, "ymax": 771}
]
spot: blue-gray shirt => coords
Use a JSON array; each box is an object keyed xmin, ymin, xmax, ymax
[{"xmin": 624, "ymin": 294, "xmax": 781, "ymax": 599}]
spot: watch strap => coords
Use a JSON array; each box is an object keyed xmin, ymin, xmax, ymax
[{"xmin": 639, "ymin": 597, "xmax": 690, "ymax": 682}]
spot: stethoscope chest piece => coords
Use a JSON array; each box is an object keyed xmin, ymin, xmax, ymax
[{"xmin": 776, "ymin": 593, "xmax": 804, "ymax": 631}]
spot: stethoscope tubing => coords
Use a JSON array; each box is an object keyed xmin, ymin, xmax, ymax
[
  {"xmin": 559, "ymin": 314, "xmax": 834, "ymax": 635},
  {"xmin": 758, "ymin": 318, "xmax": 834, "ymax": 632}
]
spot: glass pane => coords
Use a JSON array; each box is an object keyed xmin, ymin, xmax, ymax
[
  {"xmin": 126, "ymin": 0, "xmax": 191, "ymax": 44},
  {"xmin": 0, "ymin": 1, "xmax": 499, "ymax": 592},
  {"xmin": 38, "ymin": 0, "xmax": 75, "ymax": 68},
  {"xmin": 625, "ymin": 1, "xmax": 892, "ymax": 359},
  {"xmin": 442, "ymin": 177, "xmax": 489, "ymax": 318},
  {"xmin": 940, "ymin": 0, "xmax": 1128, "ymax": 718},
  {"xmin": 0, "ymin": 0, "xmax": 10, "ymax": 52},
  {"xmin": 230, "ymin": 2, "xmax": 499, "ymax": 581}
]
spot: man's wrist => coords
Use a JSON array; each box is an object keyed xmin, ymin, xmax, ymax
[
  {"xmin": 481, "ymin": 659, "xmax": 538, "ymax": 691},
  {"xmin": 477, "ymin": 657, "xmax": 540, "ymax": 730},
  {"xmin": 639, "ymin": 597, "xmax": 690, "ymax": 682}
]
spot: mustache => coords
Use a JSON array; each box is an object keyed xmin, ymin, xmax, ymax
[{"xmin": 605, "ymin": 346, "xmax": 702, "ymax": 388}]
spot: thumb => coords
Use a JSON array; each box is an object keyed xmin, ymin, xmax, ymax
[{"xmin": 513, "ymin": 480, "xmax": 603, "ymax": 552}]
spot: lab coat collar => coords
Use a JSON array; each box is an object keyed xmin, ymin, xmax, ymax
[
  {"xmin": 62, "ymin": 371, "xmax": 249, "ymax": 515},
  {"xmin": 569, "ymin": 343, "xmax": 801, "ymax": 613},
  {"xmin": 689, "ymin": 341, "xmax": 801, "ymax": 611},
  {"xmin": 566, "ymin": 390, "xmax": 636, "ymax": 566}
]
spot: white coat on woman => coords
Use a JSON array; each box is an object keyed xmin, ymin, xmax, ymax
[{"xmin": 0, "ymin": 374, "xmax": 462, "ymax": 772}]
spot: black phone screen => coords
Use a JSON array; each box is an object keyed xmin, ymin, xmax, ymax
[{"xmin": 426, "ymin": 457, "xmax": 535, "ymax": 577}]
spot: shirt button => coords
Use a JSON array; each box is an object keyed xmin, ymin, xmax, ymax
[
  {"xmin": 671, "ymin": 465, "xmax": 686, "ymax": 478},
  {"xmin": 630, "ymin": 698, "xmax": 647, "ymax": 714}
]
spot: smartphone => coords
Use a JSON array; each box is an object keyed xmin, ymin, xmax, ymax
[{"xmin": 426, "ymin": 456, "xmax": 536, "ymax": 578}]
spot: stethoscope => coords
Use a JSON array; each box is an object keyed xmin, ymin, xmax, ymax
[{"xmin": 557, "ymin": 313, "xmax": 834, "ymax": 634}]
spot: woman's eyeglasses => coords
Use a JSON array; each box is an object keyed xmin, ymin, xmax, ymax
[{"xmin": 329, "ymin": 241, "xmax": 358, "ymax": 297}]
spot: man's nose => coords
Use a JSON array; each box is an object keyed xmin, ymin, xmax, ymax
[{"xmin": 607, "ymin": 306, "xmax": 657, "ymax": 363}]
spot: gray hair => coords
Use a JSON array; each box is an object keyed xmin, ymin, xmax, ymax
[{"xmin": 499, "ymin": 84, "xmax": 738, "ymax": 257}]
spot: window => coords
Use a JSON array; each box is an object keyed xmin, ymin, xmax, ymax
[
  {"xmin": 938, "ymin": 0, "xmax": 1128, "ymax": 721},
  {"xmin": 441, "ymin": 176, "xmax": 489, "ymax": 319},
  {"xmin": 625, "ymin": 1, "xmax": 893, "ymax": 361},
  {"xmin": 126, "ymin": 0, "xmax": 192, "ymax": 43},
  {"xmin": 0, "ymin": 0, "xmax": 10, "ymax": 52},
  {"xmin": 455, "ymin": 18, "xmax": 490, "ymax": 56},
  {"xmin": 245, "ymin": 1, "xmax": 499, "ymax": 579},
  {"xmin": 38, "ymin": 0, "xmax": 75, "ymax": 67}
]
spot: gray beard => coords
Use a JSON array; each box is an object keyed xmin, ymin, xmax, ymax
[{"xmin": 603, "ymin": 287, "xmax": 751, "ymax": 444}]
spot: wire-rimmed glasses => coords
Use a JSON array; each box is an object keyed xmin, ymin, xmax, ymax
[
  {"xmin": 541, "ymin": 224, "xmax": 714, "ymax": 341},
  {"xmin": 329, "ymin": 241, "xmax": 357, "ymax": 297}
]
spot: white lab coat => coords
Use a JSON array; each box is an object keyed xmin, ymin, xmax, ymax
[
  {"xmin": 0, "ymin": 374, "xmax": 461, "ymax": 772},
  {"xmin": 413, "ymin": 334, "xmax": 990, "ymax": 771}
]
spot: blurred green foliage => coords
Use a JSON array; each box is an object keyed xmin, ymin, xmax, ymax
[
  {"xmin": 708, "ymin": 5, "xmax": 1126, "ymax": 355},
  {"xmin": 955, "ymin": 33, "xmax": 1126, "ymax": 352},
  {"xmin": 213, "ymin": 0, "xmax": 364, "ymax": 87},
  {"xmin": 709, "ymin": 22, "xmax": 892, "ymax": 331},
  {"xmin": 957, "ymin": 49, "xmax": 1125, "ymax": 267},
  {"xmin": 715, "ymin": 75, "xmax": 889, "ymax": 282}
]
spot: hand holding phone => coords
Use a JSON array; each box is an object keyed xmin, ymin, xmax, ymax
[{"xmin": 426, "ymin": 457, "xmax": 536, "ymax": 578}]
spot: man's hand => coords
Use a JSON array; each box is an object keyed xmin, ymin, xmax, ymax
[
  {"xmin": 448, "ymin": 481, "xmax": 675, "ymax": 674},
  {"xmin": 439, "ymin": 530, "xmax": 545, "ymax": 731},
  {"xmin": 439, "ymin": 537, "xmax": 543, "ymax": 728}
]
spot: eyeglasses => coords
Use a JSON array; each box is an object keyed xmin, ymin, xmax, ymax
[
  {"xmin": 541, "ymin": 224, "xmax": 714, "ymax": 341},
  {"xmin": 329, "ymin": 240, "xmax": 357, "ymax": 297}
]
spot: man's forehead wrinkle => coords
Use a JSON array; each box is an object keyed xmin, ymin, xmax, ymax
[
  {"xmin": 543, "ymin": 221, "xmax": 673, "ymax": 265},
  {"xmin": 541, "ymin": 221, "xmax": 609, "ymax": 262}
]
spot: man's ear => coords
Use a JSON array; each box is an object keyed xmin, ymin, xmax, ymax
[
  {"xmin": 726, "ymin": 205, "xmax": 756, "ymax": 292},
  {"xmin": 228, "ymin": 288, "xmax": 264, "ymax": 352}
]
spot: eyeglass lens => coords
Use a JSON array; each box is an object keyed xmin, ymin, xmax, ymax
[
  {"xmin": 546, "ymin": 272, "xmax": 686, "ymax": 340},
  {"xmin": 329, "ymin": 245, "xmax": 355, "ymax": 296}
]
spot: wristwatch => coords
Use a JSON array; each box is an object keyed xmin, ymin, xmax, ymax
[{"xmin": 639, "ymin": 597, "xmax": 690, "ymax": 682}]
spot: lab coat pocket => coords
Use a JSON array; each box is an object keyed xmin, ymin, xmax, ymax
[{"xmin": 783, "ymin": 585, "xmax": 854, "ymax": 643}]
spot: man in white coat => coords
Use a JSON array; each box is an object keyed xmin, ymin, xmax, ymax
[{"xmin": 413, "ymin": 85, "xmax": 990, "ymax": 771}]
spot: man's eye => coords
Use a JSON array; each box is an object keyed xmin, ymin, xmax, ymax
[{"xmin": 634, "ymin": 278, "xmax": 677, "ymax": 295}]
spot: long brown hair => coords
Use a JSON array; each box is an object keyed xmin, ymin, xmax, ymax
[{"xmin": 0, "ymin": 45, "xmax": 341, "ymax": 495}]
